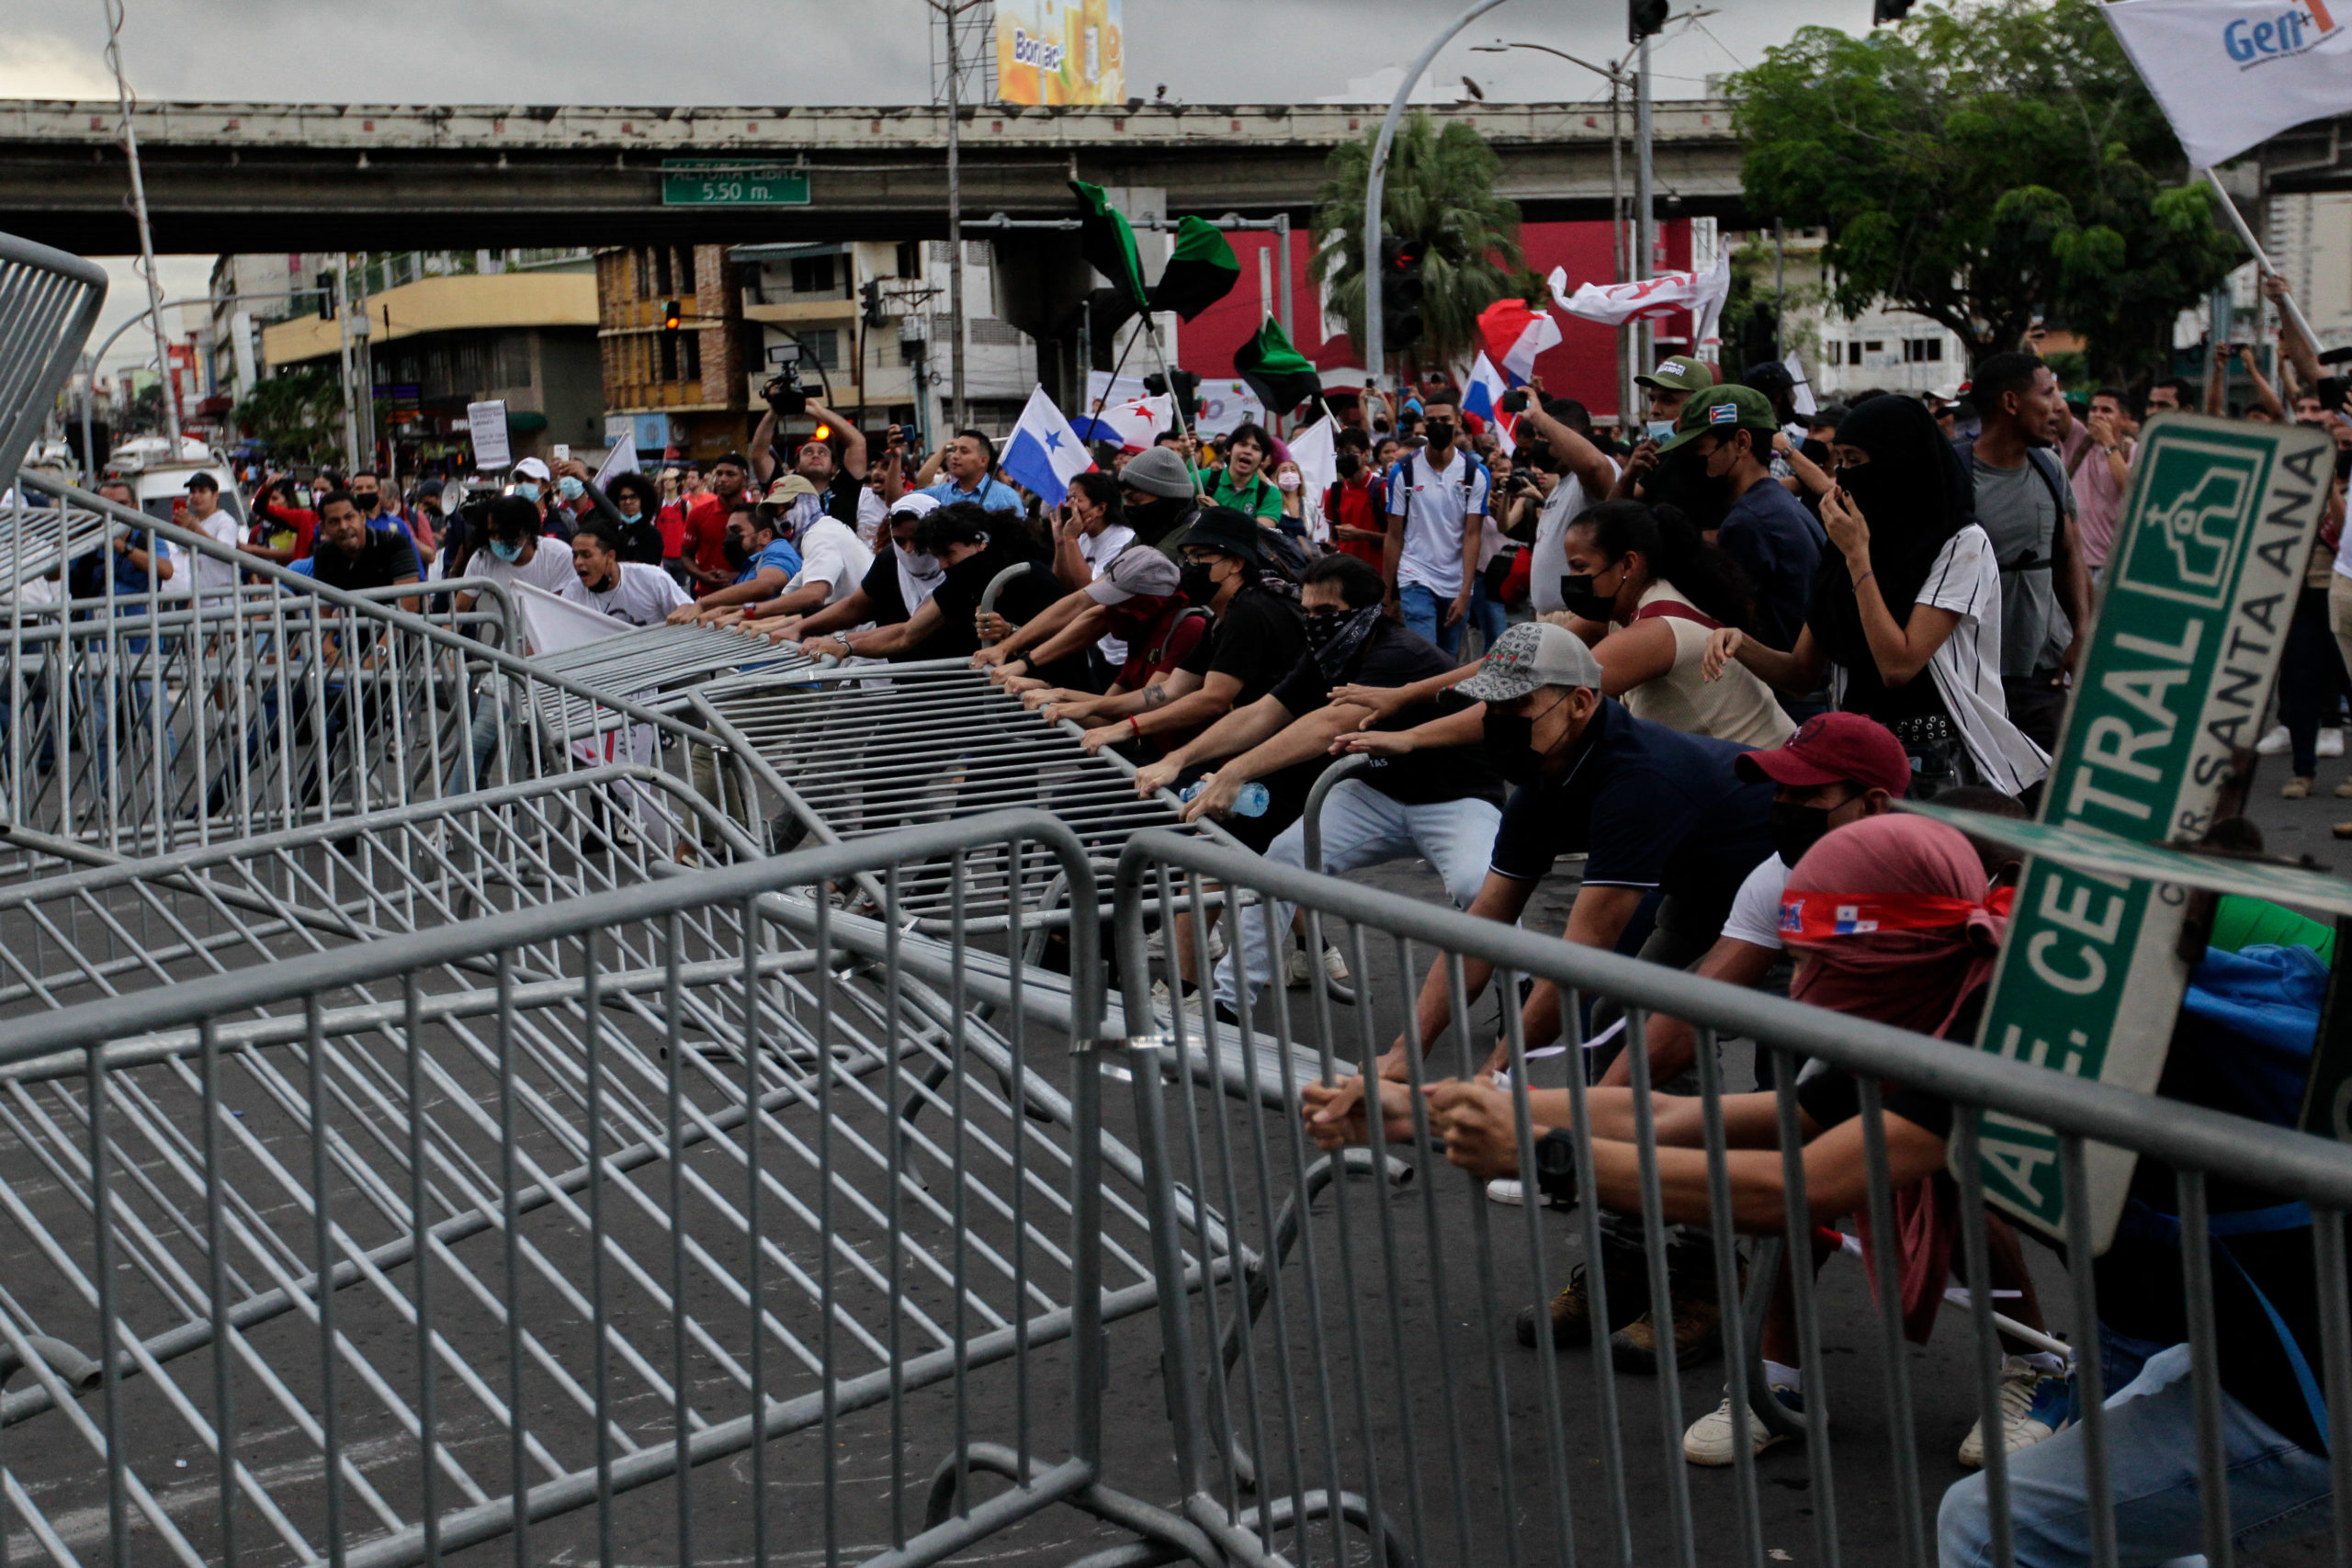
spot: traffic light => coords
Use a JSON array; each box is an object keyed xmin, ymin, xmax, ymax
[
  {"xmin": 1629, "ymin": 0, "xmax": 1669, "ymax": 39},
  {"xmin": 1380, "ymin": 236, "xmax": 1428, "ymax": 357},
  {"xmin": 1871, "ymin": 0, "xmax": 1913, "ymax": 20},
  {"xmin": 860, "ymin": 279, "xmax": 886, "ymax": 328},
  {"xmin": 315, "ymin": 273, "xmax": 334, "ymax": 321},
  {"xmin": 660, "ymin": 299, "xmax": 683, "ymax": 333},
  {"xmin": 1142, "ymin": 368, "xmax": 1202, "ymax": 423}
]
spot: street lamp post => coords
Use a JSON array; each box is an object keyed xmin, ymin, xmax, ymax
[
  {"xmin": 1473, "ymin": 39, "xmax": 1640, "ymax": 422},
  {"xmin": 1362, "ymin": 0, "xmax": 1514, "ymax": 389},
  {"xmin": 78, "ymin": 288, "xmax": 328, "ymax": 484}
]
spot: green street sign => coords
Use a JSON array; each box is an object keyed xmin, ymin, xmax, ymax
[
  {"xmin": 660, "ymin": 161, "xmax": 811, "ymax": 208},
  {"xmin": 1965, "ymin": 415, "xmax": 2334, "ymax": 1248}
]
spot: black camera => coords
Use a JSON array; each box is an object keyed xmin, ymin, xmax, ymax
[{"xmin": 763, "ymin": 372, "xmax": 809, "ymax": 418}]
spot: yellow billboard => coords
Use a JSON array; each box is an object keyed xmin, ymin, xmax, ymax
[{"xmin": 995, "ymin": 0, "xmax": 1125, "ymax": 107}]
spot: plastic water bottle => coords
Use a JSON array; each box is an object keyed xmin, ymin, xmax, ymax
[{"xmin": 1180, "ymin": 779, "xmax": 1270, "ymax": 817}]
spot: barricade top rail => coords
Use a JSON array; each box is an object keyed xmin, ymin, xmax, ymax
[
  {"xmin": 0, "ymin": 234, "xmax": 106, "ymax": 505},
  {"xmin": 1113, "ymin": 825, "xmax": 2352, "ymax": 1207}
]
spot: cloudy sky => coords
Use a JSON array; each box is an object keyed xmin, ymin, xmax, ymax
[{"xmin": 0, "ymin": 0, "xmax": 1873, "ymax": 370}]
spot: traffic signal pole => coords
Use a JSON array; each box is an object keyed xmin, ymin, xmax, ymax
[{"xmin": 1362, "ymin": 0, "xmax": 1512, "ymax": 389}]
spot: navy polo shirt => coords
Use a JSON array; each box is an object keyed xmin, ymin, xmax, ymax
[
  {"xmin": 1487, "ymin": 697, "xmax": 1774, "ymax": 897},
  {"xmin": 1717, "ymin": 478, "xmax": 1826, "ymax": 652}
]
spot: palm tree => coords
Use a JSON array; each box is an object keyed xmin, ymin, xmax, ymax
[{"xmin": 1312, "ymin": 113, "xmax": 1544, "ymax": 377}]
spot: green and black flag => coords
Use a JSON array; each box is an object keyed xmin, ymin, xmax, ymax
[
  {"xmin": 1232, "ymin": 314, "xmax": 1322, "ymax": 419},
  {"xmin": 1147, "ymin": 215, "xmax": 1241, "ymax": 321},
  {"xmin": 1069, "ymin": 180, "xmax": 1149, "ymax": 313}
]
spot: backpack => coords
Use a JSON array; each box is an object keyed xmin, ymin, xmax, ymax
[{"xmin": 1956, "ymin": 439, "xmax": 2070, "ymax": 574}]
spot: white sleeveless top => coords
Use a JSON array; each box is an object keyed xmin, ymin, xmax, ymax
[{"xmin": 1621, "ymin": 581, "xmax": 1798, "ymax": 750}]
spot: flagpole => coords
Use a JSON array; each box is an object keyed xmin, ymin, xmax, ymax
[
  {"xmin": 1143, "ymin": 320, "xmax": 1206, "ymax": 501},
  {"xmin": 2202, "ymin": 169, "xmax": 2321, "ymax": 351}
]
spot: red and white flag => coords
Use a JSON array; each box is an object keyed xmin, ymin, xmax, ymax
[
  {"xmin": 1475, "ymin": 297, "xmax": 1562, "ymax": 386},
  {"xmin": 1549, "ymin": 254, "xmax": 1732, "ymax": 335}
]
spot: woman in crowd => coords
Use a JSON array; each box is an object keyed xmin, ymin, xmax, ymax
[
  {"xmin": 1702, "ymin": 396, "xmax": 2047, "ymax": 798},
  {"xmin": 601, "ymin": 472, "xmax": 669, "ymax": 565},
  {"xmin": 1272, "ymin": 457, "xmax": 1308, "ymax": 539},
  {"xmin": 1558, "ymin": 499, "xmax": 1793, "ymax": 749}
]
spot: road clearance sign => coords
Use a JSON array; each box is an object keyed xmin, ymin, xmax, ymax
[{"xmin": 1963, "ymin": 414, "xmax": 2334, "ymax": 1248}]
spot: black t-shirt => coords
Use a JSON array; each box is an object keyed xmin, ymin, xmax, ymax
[
  {"xmin": 616, "ymin": 515, "xmax": 665, "ymax": 565},
  {"xmin": 929, "ymin": 541, "xmax": 1087, "ymax": 684},
  {"xmin": 1487, "ymin": 697, "xmax": 1773, "ymax": 902},
  {"xmin": 858, "ymin": 548, "xmax": 910, "ymax": 625},
  {"xmin": 823, "ymin": 468, "xmax": 865, "ymax": 527},
  {"xmin": 1268, "ymin": 620, "xmax": 1504, "ymax": 807},
  {"xmin": 1179, "ymin": 585, "xmax": 1307, "ymax": 710},
  {"xmin": 311, "ymin": 531, "xmax": 421, "ymax": 593}
]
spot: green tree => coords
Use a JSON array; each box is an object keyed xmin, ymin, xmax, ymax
[
  {"xmin": 1728, "ymin": 0, "xmax": 2241, "ymax": 382},
  {"xmin": 1311, "ymin": 113, "xmax": 1544, "ymax": 375},
  {"xmin": 232, "ymin": 367, "xmax": 343, "ymax": 464}
]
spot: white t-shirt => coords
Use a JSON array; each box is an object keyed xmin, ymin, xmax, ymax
[
  {"xmin": 1077, "ymin": 522, "xmax": 1137, "ymax": 662},
  {"xmin": 189, "ymin": 509, "xmax": 243, "ymax": 601},
  {"xmin": 557, "ymin": 560, "xmax": 692, "ymax": 626},
  {"xmin": 1833, "ymin": 523, "xmax": 2049, "ymax": 795},
  {"xmin": 468, "ymin": 541, "xmax": 578, "ymax": 598},
  {"xmin": 1720, "ymin": 854, "xmax": 1791, "ymax": 952},
  {"xmin": 788, "ymin": 517, "xmax": 875, "ymax": 609},
  {"xmin": 1528, "ymin": 460, "xmax": 1623, "ymax": 615},
  {"xmin": 1385, "ymin": 447, "xmax": 1491, "ymax": 597},
  {"xmin": 855, "ymin": 487, "xmax": 890, "ymax": 550}
]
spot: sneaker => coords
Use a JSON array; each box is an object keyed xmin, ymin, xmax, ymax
[
  {"xmin": 2284, "ymin": 775, "xmax": 2314, "ymax": 799},
  {"xmin": 1684, "ymin": 1383, "xmax": 1804, "ymax": 1466},
  {"xmin": 1487, "ymin": 1179, "xmax": 1525, "ymax": 1205},
  {"xmin": 2324, "ymin": 728, "xmax": 2346, "ymax": 758},
  {"xmin": 1285, "ymin": 944, "xmax": 1313, "ymax": 987},
  {"xmin": 2256, "ymin": 724, "xmax": 2292, "ymax": 755},
  {"xmin": 2334, "ymin": 821, "xmax": 2352, "ymax": 840},
  {"xmin": 1958, "ymin": 1355, "xmax": 2073, "ymax": 1468},
  {"xmin": 1321, "ymin": 942, "xmax": 1351, "ymax": 985},
  {"xmin": 1611, "ymin": 1258, "xmax": 1738, "ymax": 1374},
  {"xmin": 2335, "ymin": 778, "xmax": 2352, "ymax": 798}
]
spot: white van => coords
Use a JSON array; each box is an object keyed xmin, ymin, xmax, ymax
[{"xmin": 104, "ymin": 437, "xmax": 250, "ymax": 598}]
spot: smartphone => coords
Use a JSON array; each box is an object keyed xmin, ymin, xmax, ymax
[{"xmin": 553, "ymin": 444, "xmax": 571, "ymax": 463}]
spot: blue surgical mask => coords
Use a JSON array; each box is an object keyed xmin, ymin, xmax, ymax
[
  {"xmin": 557, "ymin": 477, "xmax": 585, "ymax": 502},
  {"xmin": 489, "ymin": 539, "xmax": 523, "ymax": 563},
  {"xmin": 513, "ymin": 481, "xmax": 541, "ymax": 502}
]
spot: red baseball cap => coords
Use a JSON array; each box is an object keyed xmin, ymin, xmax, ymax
[{"xmin": 1736, "ymin": 712, "xmax": 1911, "ymax": 798}]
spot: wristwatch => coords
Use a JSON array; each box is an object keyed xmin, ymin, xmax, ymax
[{"xmin": 1532, "ymin": 1128, "xmax": 1580, "ymax": 1207}]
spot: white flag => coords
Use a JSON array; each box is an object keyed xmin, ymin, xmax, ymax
[
  {"xmin": 1784, "ymin": 352, "xmax": 1817, "ymax": 418},
  {"xmin": 1286, "ymin": 415, "xmax": 1339, "ymax": 543},
  {"xmin": 594, "ymin": 436, "xmax": 640, "ymax": 486},
  {"xmin": 2102, "ymin": 0, "xmax": 2352, "ymax": 169},
  {"xmin": 1548, "ymin": 254, "xmax": 1732, "ymax": 330}
]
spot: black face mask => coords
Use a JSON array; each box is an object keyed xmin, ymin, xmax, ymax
[
  {"xmin": 1303, "ymin": 607, "xmax": 1345, "ymax": 651},
  {"xmin": 1336, "ymin": 452, "xmax": 1363, "ymax": 480},
  {"xmin": 1800, "ymin": 437, "xmax": 1831, "ymax": 467},
  {"xmin": 1179, "ymin": 562, "xmax": 1219, "ymax": 604},
  {"xmin": 1768, "ymin": 798, "xmax": 1845, "ymax": 867},
  {"xmin": 1557, "ymin": 565, "xmax": 1622, "ymax": 623},
  {"xmin": 721, "ymin": 536, "xmax": 751, "ymax": 569},
  {"xmin": 1481, "ymin": 705, "xmax": 1538, "ymax": 784},
  {"xmin": 1833, "ymin": 459, "xmax": 1903, "ymax": 528},
  {"xmin": 1424, "ymin": 421, "xmax": 1456, "ymax": 452}
]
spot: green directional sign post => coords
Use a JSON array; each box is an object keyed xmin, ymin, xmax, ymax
[
  {"xmin": 1965, "ymin": 414, "xmax": 2334, "ymax": 1248},
  {"xmin": 660, "ymin": 161, "xmax": 811, "ymax": 208}
]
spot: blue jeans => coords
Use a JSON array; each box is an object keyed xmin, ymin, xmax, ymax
[
  {"xmin": 1396, "ymin": 582, "xmax": 1464, "ymax": 658},
  {"xmin": 1938, "ymin": 1339, "xmax": 2334, "ymax": 1566}
]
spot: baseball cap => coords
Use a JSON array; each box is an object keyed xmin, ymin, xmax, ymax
[
  {"xmin": 512, "ymin": 456, "xmax": 552, "ymax": 481},
  {"xmin": 1635, "ymin": 355, "xmax": 1715, "ymax": 394},
  {"xmin": 1120, "ymin": 445, "xmax": 1197, "ymax": 501},
  {"xmin": 184, "ymin": 471, "xmax": 219, "ymax": 491},
  {"xmin": 1172, "ymin": 506, "xmax": 1266, "ymax": 562},
  {"xmin": 1453, "ymin": 622, "xmax": 1605, "ymax": 704},
  {"xmin": 415, "ymin": 479, "xmax": 445, "ymax": 498},
  {"xmin": 1657, "ymin": 385, "xmax": 1780, "ymax": 455},
  {"xmin": 756, "ymin": 474, "xmax": 819, "ymax": 514},
  {"xmin": 887, "ymin": 491, "xmax": 940, "ymax": 523},
  {"xmin": 1085, "ymin": 546, "xmax": 1181, "ymax": 605},
  {"xmin": 1735, "ymin": 712, "xmax": 1911, "ymax": 798},
  {"xmin": 1742, "ymin": 360, "xmax": 1795, "ymax": 399}
]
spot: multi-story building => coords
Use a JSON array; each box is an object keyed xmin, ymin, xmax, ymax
[
  {"xmin": 256, "ymin": 250, "xmax": 602, "ymax": 474},
  {"xmin": 595, "ymin": 238, "xmax": 1041, "ymax": 462},
  {"xmin": 2267, "ymin": 191, "xmax": 2352, "ymax": 353}
]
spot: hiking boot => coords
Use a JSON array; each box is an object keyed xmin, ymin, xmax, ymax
[
  {"xmin": 1958, "ymin": 1355, "xmax": 2073, "ymax": 1469},
  {"xmin": 1515, "ymin": 1262, "xmax": 1598, "ymax": 1349},
  {"xmin": 1684, "ymin": 1382, "xmax": 1804, "ymax": 1466},
  {"xmin": 1611, "ymin": 1257, "xmax": 1738, "ymax": 1374}
]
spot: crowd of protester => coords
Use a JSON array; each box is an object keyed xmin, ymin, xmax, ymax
[{"xmin": 53, "ymin": 294, "xmax": 2352, "ymax": 1562}]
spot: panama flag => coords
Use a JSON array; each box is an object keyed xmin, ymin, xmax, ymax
[
  {"xmin": 1461, "ymin": 354, "xmax": 1517, "ymax": 455},
  {"xmin": 1001, "ymin": 386, "xmax": 1097, "ymax": 506},
  {"xmin": 1475, "ymin": 297, "xmax": 1562, "ymax": 387},
  {"xmin": 1071, "ymin": 390, "xmax": 1172, "ymax": 453}
]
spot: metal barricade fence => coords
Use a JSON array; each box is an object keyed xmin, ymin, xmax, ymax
[
  {"xmin": 1107, "ymin": 827, "xmax": 2352, "ymax": 1568},
  {"xmin": 0, "ymin": 236, "xmax": 107, "ymax": 489},
  {"xmin": 0, "ymin": 478, "xmax": 723, "ymax": 876},
  {"xmin": 0, "ymin": 807, "xmax": 1269, "ymax": 1567}
]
